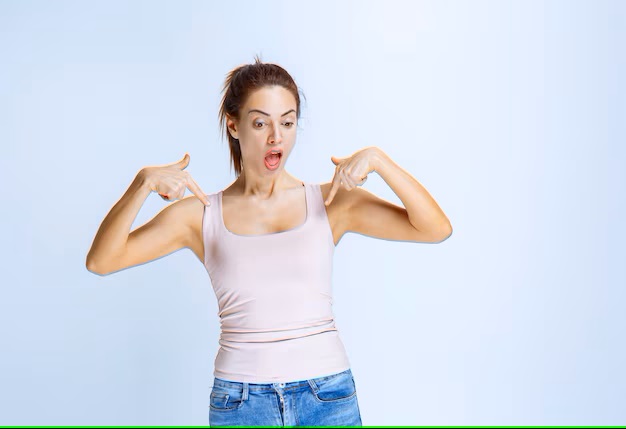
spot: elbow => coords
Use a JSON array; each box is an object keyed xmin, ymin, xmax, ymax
[
  {"xmin": 86, "ymin": 248, "xmax": 125, "ymax": 276},
  {"xmin": 86, "ymin": 257, "xmax": 109, "ymax": 276},
  {"xmin": 434, "ymin": 224, "xmax": 453, "ymax": 243}
]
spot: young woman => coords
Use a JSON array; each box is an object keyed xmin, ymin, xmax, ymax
[{"xmin": 86, "ymin": 56, "xmax": 452, "ymax": 427}]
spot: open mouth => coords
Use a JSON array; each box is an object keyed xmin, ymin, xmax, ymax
[
  {"xmin": 265, "ymin": 152, "xmax": 281, "ymax": 166},
  {"xmin": 264, "ymin": 149, "xmax": 283, "ymax": 169}
]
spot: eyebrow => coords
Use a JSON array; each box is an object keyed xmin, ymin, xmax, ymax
[{"xmin": 247, "ymin": 109, "xmax": 296, "ymax": 117}]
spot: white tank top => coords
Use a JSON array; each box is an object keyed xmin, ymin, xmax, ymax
[{"xmin": 201, "ymin": 182, "xmax": 351, "ymax": 383}]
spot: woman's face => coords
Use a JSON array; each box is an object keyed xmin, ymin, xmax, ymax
[{"xmin": 227, "ymin": 85, "xmax": 298, "ymax": 175}]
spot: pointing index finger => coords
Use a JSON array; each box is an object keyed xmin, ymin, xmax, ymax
[
  {"xmin": 186, "ymin": 175, "xmax": 210, "ymax": 206},
  {"xmin": 325, "ymin": 171, "xmax": 341, "ymax": 206}
]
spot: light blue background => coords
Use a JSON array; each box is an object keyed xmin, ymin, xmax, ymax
[{"xmin": 1, "ymin": 0, "xmax": 624, "ymax": 425}]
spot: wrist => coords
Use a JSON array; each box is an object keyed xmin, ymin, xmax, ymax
[
  {"xmin": 136, "ymin": 168, "xmax": 154, "ymax": 191},
  {"xmin": 370, "ymin": 147, "xmax": 387, "ymax": 173}
]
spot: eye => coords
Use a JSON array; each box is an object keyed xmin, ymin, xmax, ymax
[{"xmin": 254, "ymin": 121, "xmax": 294, "ymax": 128}]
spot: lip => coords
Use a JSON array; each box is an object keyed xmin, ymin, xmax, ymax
[{"xmin": 264, "ymin": 148, "xmax": 283, "ymax": 157}]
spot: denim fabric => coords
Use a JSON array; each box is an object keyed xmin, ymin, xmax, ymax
[{"xmin": 208, "ymin": 368, "xmax": 362, "ymax": 427}]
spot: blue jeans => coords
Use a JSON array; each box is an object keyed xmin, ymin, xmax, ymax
[{"xmin": 208, "ymin": 368, "xmax": 363, "ymax": 427}]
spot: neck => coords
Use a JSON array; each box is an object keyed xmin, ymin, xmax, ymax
[{"xmin": 233, "ymin": 170, "xmax": 301, "ymax": 200}]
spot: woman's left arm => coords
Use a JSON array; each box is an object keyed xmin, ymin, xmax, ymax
[
  {"xmin": 372, "ymin": 147, "xmax": 452, "ymax": 237},
  {"xmin": 325, "ymin": 146, "xmax": 452, "ymax": 243}
]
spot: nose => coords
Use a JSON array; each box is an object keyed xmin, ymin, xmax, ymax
[{"xmin": 269, "ymin": 123, "xmax": 283, "ymax": 144}]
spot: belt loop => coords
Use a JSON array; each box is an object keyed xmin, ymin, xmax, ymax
[
  {"xmin": 242, "ymin": 382, "xmax": 249, "ymax": 401},
  {"xmin": 307, "ymin": 378, "xmax": 319, "ymax": 393}
]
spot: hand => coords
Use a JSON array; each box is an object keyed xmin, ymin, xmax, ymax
[
  {"xmin": 324, "ymin": 147, "xmax": 378, "ymax": 206},
  {"xmin": 141, "ymin": 153, "xmax": 210, "ymax": 206}
]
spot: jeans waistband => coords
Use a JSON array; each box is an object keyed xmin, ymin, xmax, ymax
[{"xmin": 212, "ymin": 368, "xmax": 353, "ymax": 392}]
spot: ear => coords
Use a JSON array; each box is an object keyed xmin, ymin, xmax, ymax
[{"xmin": 226, "ymin": 115, "xmax": 239, "ymax": 140}]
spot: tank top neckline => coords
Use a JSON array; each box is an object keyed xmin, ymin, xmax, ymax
[{"xmin": 218, "ymin": 182, "xmax": 310, "ymax": 238}]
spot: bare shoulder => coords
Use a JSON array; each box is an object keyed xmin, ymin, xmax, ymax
[
  {"xmin": 319, "ymin": 182, "xmax": 355, "ymax": 209},
  {"xmin": 176, "ymin": 193, "xmax": 209, "ymax": 262},
  {"xmin": 319, "ymin": 181, "xmax": 373, "ymax": 222},
  {"xmin": 319, "ymin": 182, "xmax": 356, "ymax": 245}
]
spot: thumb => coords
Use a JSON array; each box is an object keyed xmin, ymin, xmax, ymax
[
  {"xmin": 331, "ymin": 155, "xmax": 340, "ymax": 164},
  {"xmin": 177, "ymin": 153, "xmax": 190, "ymax": 169}
]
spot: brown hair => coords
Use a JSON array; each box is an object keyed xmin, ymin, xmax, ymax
[{"xmin": 218, "ymin": 54, "xmax": 306, "ymax": 177}]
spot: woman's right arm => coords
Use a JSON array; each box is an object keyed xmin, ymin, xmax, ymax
[
  {"xmin": 86, "ymin": 154, "xmax": 208, "ymax": 275},
  {"xmin": 85, "ymin": 169, "xmax": 179, "ymax": 275}
]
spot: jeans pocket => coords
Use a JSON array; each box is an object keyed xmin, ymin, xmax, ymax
[
  {"xmin": 308, "ymin": 370, "xmax": 358, "ymax": 403},
  {"xmin": 209, "ymin": 385, "xmax": 244, "ymax": 411}
]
